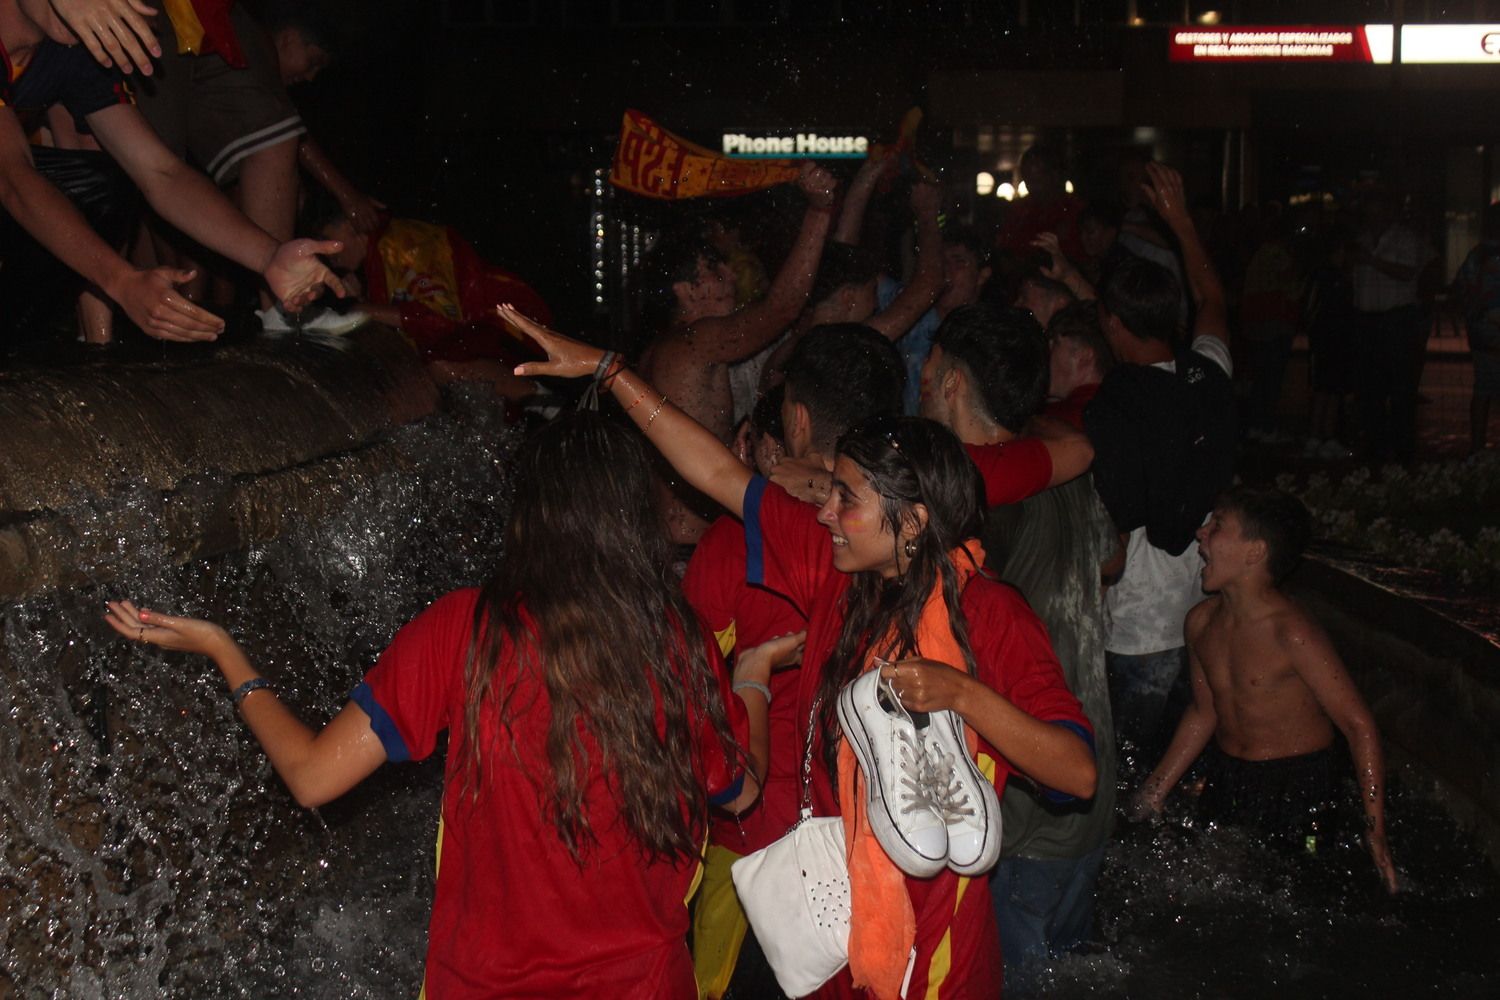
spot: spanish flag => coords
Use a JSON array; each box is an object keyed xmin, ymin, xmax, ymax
[{"xmin": 610, "ymin": 110, "xmax": 800, "ymax": 200}]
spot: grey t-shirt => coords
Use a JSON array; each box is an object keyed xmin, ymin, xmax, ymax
[{"xmin": 983, "ymin": 474, "xmax": 1119, "ymax": 861}]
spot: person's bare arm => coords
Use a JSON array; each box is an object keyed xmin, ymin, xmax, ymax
[
  {"xmin": 0, "ymin": 109, "xmax": 224, "ymax": 340},
  {"xmin": 104, "ymin": 602, "xmax": 387, "ymax": 808},
  {"xmin": 1141, "ymin": 162, "xmax": 1227, "ymax": 345},
  {"xmin": 1033, "ymin": 232, "xmax": 1097, "ymax": 301},
  {"xmin": 51, "ymin": 0, "xmax": 161, "ymax": 75},
  {"xmin": 867, "ymin": 179, "xmax": 944, "ymax": 342},
  {"xmin": 719, "ymin": 631, "xmax": 805, "ymax": 814},
  {"xmin": 88, "ymin": 104, "xmax": 345, "ymax": 311},
  {"xmin": 1029, "ymin": 414, "xmax": 1095, "ymax": 486},
  {"xmin": 1130, "ymin": 606, "xmax": 1218, "ymax": 818},
  {"xmin": 883, "ymin": 658, "xmax": 1097, "ymax": 799},
  {"xmin": 686, "ymin": 163, "xmax": 836, "ymax": 364},
  {"xmin": 504, "ymin": 307, "xmax": 753, "ymax": 516},
  {"xmin": 831, "ymin": 150, "xmax": 891, "ymax": 245},
  {"xmin": 1285, "ymin": 611, "xmax": 1398, "ymax": 892},
  {"xmin": 299, "ymin": 136, "xmax": 386, "ymax": 235}
]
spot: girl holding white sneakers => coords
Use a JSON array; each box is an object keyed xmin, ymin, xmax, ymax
[{"xmin": 508, "ymin": 306, "xmax": 1097, "ymax": 1000}]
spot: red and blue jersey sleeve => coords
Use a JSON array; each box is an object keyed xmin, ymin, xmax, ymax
[
  {"xmin": 967, "ymin": 580, "xmax": 1092, "ymax": 797},
  {"xmin": 699, "ymin": 626, "xmax": 749, "ymax": 807},
  {"xmin": 350, "ymin": 588, "xmax": 481, "ymax": 763},
  {"xmin": 741, "ymin": 476, "xmax": 832, "ymax": 616},
  {"xmin": 965, "ymin": 437, "xmax": 1053, "ymax": 508}
]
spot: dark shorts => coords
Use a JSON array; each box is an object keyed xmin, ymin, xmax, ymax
[
  {"xmin": 1199, "ymin": 743, "xmax": 1344, "ymax": 850},
  {"xmin": 134, "ymin": 7, "xmax": 304, "ymax": 185}
]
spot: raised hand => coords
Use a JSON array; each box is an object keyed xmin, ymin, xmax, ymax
[
  {"xmin": 113, "ymin": 266, "xmax": 223, "ymax": 342},
  {"xmin": 1031, "ymin": 232, "xmax": 1075, "ymax": 281},
  {"xmin": 797, "ymin": 162, "xmax": 838, "ymax": 208},
  {"xmin": 768, "ymin": 455, "xmax": 830, "ymax": 505},
  {"xmin": 51, "ymin": 0, "xmax": 162, "ymax": 75},
  {"xmin": 264, "ymin": 239, "xmax": 347, "ymax": 313},
  {"xmin": 850, "ymin": 147, "xmax": 896, "ymax": 192},
  {"xmin": 339, "ymin": 190, "xmax": 388, "ymax": 236},
  {"xmin": 909, "ymin": 177, "xmax": 942, "ymax": 220},
  {"xmin": 1141, "ymin": 162, "xmax": 1191, "ymax": 234},
  {"xmin": 105, "ymin": 600, "xmax": 232, "ymax": 658},
  {"xmin": 499, "ymin": 304, "xmax": 607, "ymax": 379}
]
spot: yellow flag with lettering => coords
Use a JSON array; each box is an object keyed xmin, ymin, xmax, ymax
[{"xmin": 610, "ymin": 110, "xmax": 800, "ymax": 200}]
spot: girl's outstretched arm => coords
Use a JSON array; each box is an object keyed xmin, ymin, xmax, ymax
[
  {"xmin": 501, "ymin": 306, "xmax": 753, "ymax": 516},
  {"xmin": 106, "ymin": 600, "xmax": 387, "ymax": 808}
]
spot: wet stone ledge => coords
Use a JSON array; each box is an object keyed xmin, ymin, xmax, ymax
[{"xmin": 0, "ymin": 326, "xmax": 439, "ymax": 602}]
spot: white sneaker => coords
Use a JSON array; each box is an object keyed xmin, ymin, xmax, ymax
[
  {"xmin": 921, "ymin": 710, "xmax": 1002, "ymax": 876},
  {"xmin": 256, "ymin": 305, "xmax": 292, "ymax": 332},
  {"xmin": 259, "ymin": 306, "xmax": 369, "ymax": 337},
  {"xmin": 296, "ymin": 307, "xmax": 369, "ymax": 336},
  {"xmin": 837, "ymin": 670, "xmax": 949, "ymax": 877}
]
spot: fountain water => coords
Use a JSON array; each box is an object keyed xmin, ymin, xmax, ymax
[
  {"xmin": 2, "ymin": 332, "xmax": 1495, "ymax": 997},
  {"xmin": 0, "ymin": 334, "xmax": 519, "ymax": 996}
]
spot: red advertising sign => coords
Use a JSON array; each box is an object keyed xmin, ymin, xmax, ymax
[{"xmin": 1169, "ymin": 25, "xmax": 1394, "ymax": 64}]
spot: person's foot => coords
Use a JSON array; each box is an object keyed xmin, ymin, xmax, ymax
[{"xmin": 837, "ymin": 670, "xmax": 948, "ymax": 877}]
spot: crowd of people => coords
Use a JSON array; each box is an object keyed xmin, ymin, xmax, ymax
[{"xmin": 9, "ymin": 2, "xmax": 1489, "ymax": 998}]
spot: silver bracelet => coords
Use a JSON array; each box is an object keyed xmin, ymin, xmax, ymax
[
  {"xmin": 732, "ymin": 679, "xmax": 772, "ymax": 705},
  {"xmin": 233, "ymin": 677, "xmax": 273, "ymax": 708}
]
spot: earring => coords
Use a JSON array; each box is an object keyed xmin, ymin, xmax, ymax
[{"xmin": 903, "ymin": 538, "xmax": 918, "ymax": 559}]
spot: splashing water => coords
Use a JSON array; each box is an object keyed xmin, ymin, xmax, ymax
[
  {"xmin": 1032, "ymin": 773, "xmax": 1500, "ymax": 998},
  {"xmin": 0, "ymin": 387, "xmax": 520, "ymax": 996}
]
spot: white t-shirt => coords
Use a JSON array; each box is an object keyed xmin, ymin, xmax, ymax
[{"xmin": 1105, "ymin": 335, "xmax": 1232, "ymax": 655}]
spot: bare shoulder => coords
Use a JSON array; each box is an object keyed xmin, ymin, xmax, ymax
[
  {"xmin": 1269, "ymin": 595, "xmax": 1330, "ymax": 647},
  {"xmin": 1184, "ymin": 595, "xmax": 1220, "ymax": 640}
]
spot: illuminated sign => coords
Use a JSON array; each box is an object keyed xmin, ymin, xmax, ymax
[
  {"xmin": 1400, "ymin": 24, "xmax": 1500, "ymax": 63},
  {"xmin": 721, "ymin": 133, "xmax": 869, "ymax": 159},
  {"xmin": 1169, "ymin": 25, "xmax": 1393, "ymax": 63}
]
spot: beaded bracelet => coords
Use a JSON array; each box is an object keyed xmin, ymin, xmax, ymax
[
  {"xmin": 732, "ymin": 679, "xmax": 773, "ymax": 706},
  {"xmin": 232, "ymin": 677, "xmax": 273, "ymax": 708}
]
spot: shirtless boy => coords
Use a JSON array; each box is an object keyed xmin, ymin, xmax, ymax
[
  {"xmin": 638, "ymin": 162, "xmax": 836, "ymax": 546},
  {"xmin": 1132, "ymin": 486, "xmax": 1399, "ymax": 893}
]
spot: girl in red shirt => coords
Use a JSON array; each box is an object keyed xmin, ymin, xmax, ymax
[
  {"xmin": 106, "ymin": 413, "xmax": 783, "ymax": 998},
  {"xmin": 506, "ymin": 307, "xmax": 1098, "ymax": 999}
]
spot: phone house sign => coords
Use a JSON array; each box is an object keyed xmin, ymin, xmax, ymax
[{"xmin": 722, "ymin": 133, "xmax": 870, "ymax": 159}]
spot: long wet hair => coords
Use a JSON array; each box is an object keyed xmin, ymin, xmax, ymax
[
  {"xmin": 815, "ymin": 416, "xmax": 986, "ymax": 785},
  {"xmin": 460, "ymin": 412, "xmax": 735, "ymax": 863}
]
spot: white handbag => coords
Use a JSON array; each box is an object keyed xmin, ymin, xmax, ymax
[{"xmin": 729, "ymin": 701, "xmax": 851, "ymax": 997}]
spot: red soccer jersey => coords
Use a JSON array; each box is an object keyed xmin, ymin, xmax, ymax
[
  {"xmin": 1043, "ymin": 382, "xmax": 1101, "ymax": 432},
  {"xmin": 361, "ymin": 218, "xmax": 550, "ymax": 365},
  {"xmin": 352, "ymin": 588, "xmax": 746, "ymax": 999},
  {"xmin": 964, "ymin": 437, "xmax": 1054, "ymax": 508},
  {"xmin": 742, "ymin": 479, "xmax": 1091, "ymax": 998},
  {"xmin": 682, "ymin": 514, "xmax": 809, "ymax": 853},
  {"xmin": 995, "ymin": 193, "xmax": 1086, "ymax": 264}
]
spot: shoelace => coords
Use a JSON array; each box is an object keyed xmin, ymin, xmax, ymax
[
  {"xmin": 892, "ymin": 727, "xmax": 944, "ymax": 818},
  {"xmin": 920, "ymin": 738, "xmax": 976, "ymax": 822},
  {"xmin": 878, "ymin": 675, "xmax": 945, "ymax": 819}
]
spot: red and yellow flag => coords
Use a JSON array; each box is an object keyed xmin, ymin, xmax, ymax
[{"xmin": 610, "ymin": 110, "xmax": 800, "ymax": 200}]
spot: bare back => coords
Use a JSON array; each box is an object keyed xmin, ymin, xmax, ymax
[
  {"xmin": 639, "ymin": 325, "xmax": 738, "ymax": 546},
  {"xmin": 1186, "ymin": 593, "xmax": 1337, "ymax": 761}
]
